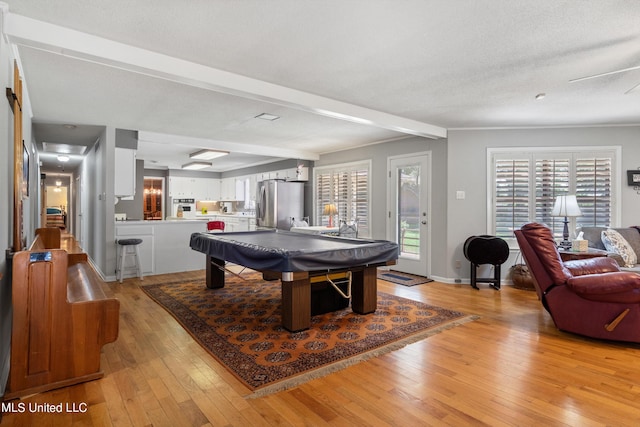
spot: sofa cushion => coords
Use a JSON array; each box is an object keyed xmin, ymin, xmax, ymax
[
  {"xmin": 617, "ymin": 227, "xmax": 640, "ymax": 258},
  {"xmin": 601, "ymin": 229, "xmax": 637, "ymax": 267}
]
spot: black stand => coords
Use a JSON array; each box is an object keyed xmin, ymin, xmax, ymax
[{"xmin": 470, "ymin": 263, "xmax": 501, "ymax": 290}]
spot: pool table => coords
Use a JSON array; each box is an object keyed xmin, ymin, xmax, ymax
[{"xmin": 190, "ymin": 230, "xmax": 399, "ymax": 331}]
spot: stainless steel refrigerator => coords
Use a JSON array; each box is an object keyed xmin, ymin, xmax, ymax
[{"xmin": 256, "ymin": 180, "xmax": 304, "ymax": 229}]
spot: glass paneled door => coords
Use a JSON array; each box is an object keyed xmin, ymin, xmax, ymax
[{"xmin": 388, "ymin": 153, "xmax": 431, "ymax": 277}]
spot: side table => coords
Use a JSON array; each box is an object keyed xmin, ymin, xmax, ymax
[{"xmin": 559, "ymin": 248, "xmax": 608, "ymax": 262}]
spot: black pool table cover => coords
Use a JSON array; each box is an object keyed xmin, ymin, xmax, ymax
[{"xmin": 190, "ymin": 230, "xmax": 399, "ymax": 272}]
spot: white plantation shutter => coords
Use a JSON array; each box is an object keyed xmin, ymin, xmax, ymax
[
  {"xmin": 314, "ymin": 161, "xmax": 370, "ymax": 237},
  {"xmin": 576, "ymin": 157, "xmax": 612, "ymax": 228},
  {"xmin": 535, "ymin": 158, "xmax": 570, "ymax": 237},
  {"xmin": 494, "ymin": 159, "xmax": 530, "ymax": 238},
  {"xmin": 490, "ymin": 148, "xmax": 617, "ymax": 239}
]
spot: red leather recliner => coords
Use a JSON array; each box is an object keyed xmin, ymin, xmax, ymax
[{"xmin": 515, "ymin": 222, "xmax": 640, "ymax": 342}]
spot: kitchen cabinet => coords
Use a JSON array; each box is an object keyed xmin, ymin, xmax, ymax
[
  {"xmin": 206, "ymin": 178, "xmax": 221, "ymax": 200},
  {"xmin": 114, "ymin": 148, "xmax": 136, "ymax": 196},
  {"xmin": 169, "ymin": 177, "xmax": 221, "ymax": 200},
  {"xmin": 220, "ymin": 177, "xmax": 244, "ymax": 201},
  {"xmin": 287, "ymin": 166, "xmax": 309, "ymax": 181}
]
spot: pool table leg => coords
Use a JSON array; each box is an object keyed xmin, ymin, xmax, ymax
[
  {"xmin": 351, "ymin": 266, "xmax": 377, "ymax": 314},
  {"xmin": 281, "ymin": 277, "xmax": 311, "ymax": 332},
  {"xmin": 205, "ymin": 256, "xmax": 225, "ymax": 289}
]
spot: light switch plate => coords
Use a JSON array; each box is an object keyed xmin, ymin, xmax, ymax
[{"xmin": 456, "ymin": 190, "xmax": 465, "ymax": 200}]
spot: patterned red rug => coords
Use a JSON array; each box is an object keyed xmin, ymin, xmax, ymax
[{"xmin": 141, "ymin": 272, "xmax": 477, "ymax": 397}]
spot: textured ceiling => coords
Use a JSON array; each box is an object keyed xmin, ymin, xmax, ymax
[{"xmin": 3, "ymin": 1, "xmax": 639, "ymax": 173}]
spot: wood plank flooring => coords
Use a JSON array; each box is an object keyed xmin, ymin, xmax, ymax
[{"xmin": 3, "ymin": 238, "xmax": 640, "ymax": 425}]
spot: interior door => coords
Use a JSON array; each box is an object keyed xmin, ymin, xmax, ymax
[{"xmin": 387, "ymin": 153, "xmax": 431, "ymax": 277}]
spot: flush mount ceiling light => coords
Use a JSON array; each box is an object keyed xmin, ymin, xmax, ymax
[
  {"xmin": 182, "ymin": 161, "xmax": 212, "ymax": 170},
  {"xmin": 189, "ymin": 149, "xmax": 229, "ymax": 160},
  {"xmin": 57, "ymin": 155, "xmax": 70, "ymax": 162},
  {"xmin": 42, "ymin": 142, "xmax": 86, "ymax": 155},
  {"xmin": 255, "ymin": 113, "xmax": 280, "ymax": 121}
]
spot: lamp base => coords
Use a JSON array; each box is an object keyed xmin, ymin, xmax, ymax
[{"xmin": 558, "ymin": 240, "xmax": 572, "ymax": 250}]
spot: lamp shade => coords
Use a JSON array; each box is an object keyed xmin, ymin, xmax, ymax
[
  {"xmin": 551, "ymin": 195, "xmax": 582, "ymax": 217},
  {"xmin": 323, "ymin": 204, "xmax": 338, "ymax": 215}
]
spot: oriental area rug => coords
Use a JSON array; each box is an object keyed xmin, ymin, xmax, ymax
[
  {"xmin": 141, "ymin": 272, "xmax": 476, "ymax": 397},
  {"xmin": 377, "ymin": 270, "xmax": 434, "ymax": 286}
]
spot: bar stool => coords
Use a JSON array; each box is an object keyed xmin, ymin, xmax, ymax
[
  {"xmin": 116, "ymin": 238, "xmax": 143, "ymax": 283},
  {"xmin": 207, "ymin": 221, "xmax": 225, "ymax": 232}
]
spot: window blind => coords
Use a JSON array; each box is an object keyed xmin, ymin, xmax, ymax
[
  {"xmin": 314, "ymin": 162, "xmax": 370, "ymax": 237},
  {"xmin": 490, "ymin": 149, "xmax": 616, "ymax": 239}
]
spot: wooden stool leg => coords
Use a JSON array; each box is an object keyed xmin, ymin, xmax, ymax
[
  {"xmin": 134, "ymin": 244, "xmax": 143, "ymax": 280},
  {"xmin": 118, "ymin": 245, "xmax": 126, "ymax": 283}
]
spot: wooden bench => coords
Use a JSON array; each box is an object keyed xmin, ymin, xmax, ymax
[{"xmin": 6, "ymin": 228, "xmax": 120, "ymax": 399}]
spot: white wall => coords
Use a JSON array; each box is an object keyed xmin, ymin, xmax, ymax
[
  {"xmin": 0, "ymin": 8, "xmax": 13, "ymax": 398},
  {"xmin": 0, "ymin": 16, "xmax": 39, "ymax": 396},
  {"xmin": 446, "ymin": 126, "xmax": 640, "ymax": 282}
]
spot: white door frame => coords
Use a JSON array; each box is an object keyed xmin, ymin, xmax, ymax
[{"xmin": 386, "ymin": 152, "xmax": 432, "ymax": 277}]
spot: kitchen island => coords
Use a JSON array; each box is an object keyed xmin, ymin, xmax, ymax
[
  {"xmin": 115, "ymin": 219, "xmax": 208, "ymax": 280},
  {"xmin": 114, "ymin": 214, "xmax": 256, "ymax": 280}
]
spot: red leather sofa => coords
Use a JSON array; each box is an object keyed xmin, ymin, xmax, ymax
[{"xmin": 515, "ymin": 222, "xmax": 640, "ymax": 342}]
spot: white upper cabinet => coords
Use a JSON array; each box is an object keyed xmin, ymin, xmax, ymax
[{"xmin": 115, "ymin": 148, "xmax": 136, "ymax": 196}]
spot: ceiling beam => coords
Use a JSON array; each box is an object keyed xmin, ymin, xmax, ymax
[
  {"xmin": 5, "ymin": 12, "xmax": 447, "ymax": 139},
  {"xmin": 137, "ymin": 131, "xmax": 320, "ymax": 161}
]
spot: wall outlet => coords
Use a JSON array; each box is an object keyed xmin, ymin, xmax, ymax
[{"xmin": 454, "ymin": 259, "xmax": 461, "ymax": 269}]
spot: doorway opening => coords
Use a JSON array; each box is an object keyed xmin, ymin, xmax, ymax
[
  {"xmin": 44, "ymin": 175, "xmax": 71, "ymax": 230},
  {"xmin": 143, "ymin": 177, "xmax": 164, "ymax": 220}
]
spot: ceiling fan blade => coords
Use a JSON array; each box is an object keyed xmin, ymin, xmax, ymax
[
  {"xmin": 570, "ymin": 64, "xmax": 640, "ymax": 83},
  {"xmin": 624, "ymin": 81, "xmax": 640, "ymax": 95}
]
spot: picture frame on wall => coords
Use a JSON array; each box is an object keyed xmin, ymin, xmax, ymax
[{"xmin": 22, "ymin": 141, "xmax": 29, "ymax": 198}]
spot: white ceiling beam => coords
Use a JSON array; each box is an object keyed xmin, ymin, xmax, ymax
[
  {"xmin": 5, "ymin": 13, "xmax": 447, "ymax": 139},
  {"xmin": 137, "ymin": 131, "xmax": 320, "ymax": 161}
]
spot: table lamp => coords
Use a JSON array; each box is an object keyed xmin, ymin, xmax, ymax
[
  {"xmin": 323, "ymin": 204, "xmax": 337, "ymax": 227},
  {"xmin": 551, "ymin": 195, "xmax": 582, "ymax": 250}
]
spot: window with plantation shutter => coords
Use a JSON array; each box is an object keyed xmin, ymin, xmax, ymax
[
  {"xmin": 575, "ymin": 157, "xmax": 612, "ymax": 228},
  {"xmin": 535, "ymin": 158, "xmax": 570, "ymax": 237},
  {"xmin": 314, "ymin": 161, "xmax": 371, "ymax": 237},
  {"xmin": 489, "ymin": 147, "xmax": 619, "ymax": 240},
  {"xmin": 494, "ymin": 159, "xmax": 530, "ymax": 238}
]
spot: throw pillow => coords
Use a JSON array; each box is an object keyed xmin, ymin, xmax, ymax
[{"xmin": 601, "ymin": 229, "xmax": 638, "ymax": 267}]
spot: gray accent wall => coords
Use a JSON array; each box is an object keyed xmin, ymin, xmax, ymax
[
  {"xmin": 446, "ymin": 126, "xmax": 640, "ymax": 282},
  {"xmin": 315, "ymin": 136, "xmax": 449, "ymax": 279}
]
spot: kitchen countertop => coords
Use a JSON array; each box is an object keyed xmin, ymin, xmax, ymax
[
  {"xmin": 115, "ymin": 219, "xmax": 209, "ymax": 224},
  {"xmin": 115, "ymin": 213, "xmax": 255, "ymax": 225},
  {"xmin": 194, "ymin": 212, "xmax": 255, "ymax": 218}
]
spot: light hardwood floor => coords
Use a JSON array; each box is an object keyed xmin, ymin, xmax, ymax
[{"xmin": 3, "ymin": 237, "xmax": 640, "ymax": 426}]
